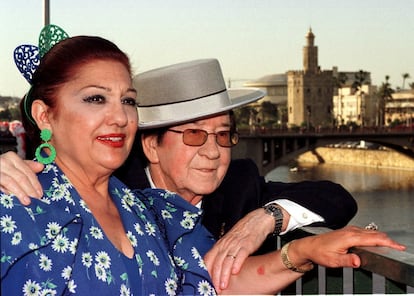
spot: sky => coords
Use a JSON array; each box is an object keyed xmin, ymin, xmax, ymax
[{"xmin": 1, "ymin": 0, "xmax": 413, "ymax": 98}]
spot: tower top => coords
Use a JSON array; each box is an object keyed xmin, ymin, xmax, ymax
[
  {"xmin": 306, "ymin": 27, "xmax": 315, "ymax": 46},
  {"xmin": 303, "ymin": 28, "xmax": 318, "ymax": 73}
]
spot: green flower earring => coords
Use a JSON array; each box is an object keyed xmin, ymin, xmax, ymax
[{"xmin": 35, "ymin": 129, "xmax": 56, "ymax": 164}]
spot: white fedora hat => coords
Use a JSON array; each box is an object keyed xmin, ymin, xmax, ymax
[{"xmin": 134, "ymin": 59, "xmax": 265, "ymax": 129}]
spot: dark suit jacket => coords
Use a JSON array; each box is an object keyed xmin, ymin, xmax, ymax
[{"xmin": 116, "ymin": 144, "xmax": 357, "ymax": 254}]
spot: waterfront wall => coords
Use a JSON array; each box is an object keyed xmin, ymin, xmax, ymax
[{"xmin": 297, "ymin": 147, "xmax": 414, "ymax": 170}]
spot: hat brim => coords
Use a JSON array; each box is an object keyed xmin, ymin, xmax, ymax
[{"xmin": 138, "ymin": 88, "xmax": 264, "ymax": 129}]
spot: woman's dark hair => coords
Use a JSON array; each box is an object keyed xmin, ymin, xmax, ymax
[{"xmin": 21, "ymin": 36, "xmax": 131, "ymax": 158}]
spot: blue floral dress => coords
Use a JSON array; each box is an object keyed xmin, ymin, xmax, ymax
[{"xmin": 1, "ymin": 162, "xmax": 216, "ymax": 295}]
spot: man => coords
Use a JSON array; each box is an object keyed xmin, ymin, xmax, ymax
[
  {"xmin": 117, "ymin": 132, "xmax": 356, "ymax": 256},
  {"xmin": 1, "ymin": 59, "xmax": 357, "ymax": 259}
]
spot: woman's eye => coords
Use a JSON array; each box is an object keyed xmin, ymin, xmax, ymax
[
  {"xmin": 83, "ymin": 95, "xmax": 105, "ymax": 104},
  {"xmin": 122, "ymin": 97, "xmax": 137, "ymax": 106}
]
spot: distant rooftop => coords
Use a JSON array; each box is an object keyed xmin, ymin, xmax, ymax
[{"xmin": 244, "ymin": 73, "xmax": 287, "ymax": 87}]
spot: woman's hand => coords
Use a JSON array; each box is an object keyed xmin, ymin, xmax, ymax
[
  {"xmin": 288, "ymin": 225, "xmax": 406, "ymax": 269},
  {"xmin": 0, "ymin": 151, "xmax": 43, "ymax": 204},
  {"xmin": 208, "ymin": 225, "xmax": 406, "ymax": 293}
]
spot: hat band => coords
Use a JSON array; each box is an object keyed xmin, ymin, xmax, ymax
[{"xmin": 138, "ymin": 90, "xmax": 231, "ymax": 128}]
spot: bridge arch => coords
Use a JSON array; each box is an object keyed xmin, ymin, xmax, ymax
[{"xmin": 232, "ymin": 131, "xmax": 414, "ymax": 175}]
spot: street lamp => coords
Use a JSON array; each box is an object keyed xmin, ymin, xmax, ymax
[
  {"xmin": 44, "ymin": 0, "xmax": 50, "ymax": 26},
  {"xmin": 306, "ymin": 105, "xmax": 311, "ymax": 131}
]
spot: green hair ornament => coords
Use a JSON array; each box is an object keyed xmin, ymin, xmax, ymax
[{"xmin": 13, "ymin": 24, "xmax": 69, "ymax": 124}]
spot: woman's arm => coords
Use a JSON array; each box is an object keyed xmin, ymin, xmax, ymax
[{"xmin": 208, "ymin": 225, "xmax": 406, "ymax": 294}]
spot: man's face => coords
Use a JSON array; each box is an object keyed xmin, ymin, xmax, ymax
[{"xmin": 145, "ymin": 113, "xmax": 232, "ymax": 202}]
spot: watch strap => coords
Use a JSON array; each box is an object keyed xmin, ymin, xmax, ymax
[{"xmin": 262, "ymin": 203, "xmax": 283, "ymax": 236}]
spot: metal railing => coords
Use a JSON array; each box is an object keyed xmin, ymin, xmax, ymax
[{"xmin": 280, "ymin": 227, "xmax": 414, "ymax": 294}]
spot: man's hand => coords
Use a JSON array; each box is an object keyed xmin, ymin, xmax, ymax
[
  {"xmin": 0, "ymin": 151, "xmax": 43, "ymax": 204},
  {"xmin": 204, "ymin": 206, "xmax": 289, "ymax": 291}
]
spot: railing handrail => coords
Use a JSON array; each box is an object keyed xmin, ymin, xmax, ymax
[{"xmin": 301, "ymin": 226, "xmax": 414, "ymax": 287}]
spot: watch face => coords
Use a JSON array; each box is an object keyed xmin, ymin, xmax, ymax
[
  {"xmin": 265, "ymin": 204, "xmax": 280, "ymax": 215},
  {"xmin": 263, "ymin": 204, "xmax": 283, "ymax": 235}
]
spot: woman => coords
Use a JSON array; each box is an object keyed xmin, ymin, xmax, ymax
[
  {"xmin": 1, "ymin": 25, "xmax": 215, "ymax": 295},
  {"xmin": 1, "ymin": 52, "xmax": 406, "ymax": 294}
]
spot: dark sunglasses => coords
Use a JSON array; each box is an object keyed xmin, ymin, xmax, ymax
[{"xmin": 167, "ymin": 129, "xmax": 239, "ymax": 147}]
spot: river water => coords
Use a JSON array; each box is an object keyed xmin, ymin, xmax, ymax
[{"xmin": 266, "ymin": 163, "xmax": 414, "ymax": 252}]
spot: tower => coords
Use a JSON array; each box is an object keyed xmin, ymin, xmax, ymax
[
  {"xmin": 303, "ymin": 28, "xmax": 318, "ymax": 74},
  {"xmin": 287, "ymin": 29, "xmax": 334, "ymax": 129}
]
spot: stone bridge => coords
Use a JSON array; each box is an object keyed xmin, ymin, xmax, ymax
[{"xmin": 232, "ymin": 128, "xmax": 414, "ymax": 175}]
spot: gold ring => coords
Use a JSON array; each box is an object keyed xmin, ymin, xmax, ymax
[
  {"xmin": 365, "ymin": 222, "xmax": 378, "ymax": 231},
  {"xmin": 226, "ymin": 254, "xmax": 236, "ymax": 259}
]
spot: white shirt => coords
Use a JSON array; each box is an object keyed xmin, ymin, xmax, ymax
[
  {"xmin": 144, "ymin": 167, "xmax": 324, "ymax": 235},
  {"xmin": 267, "ymin": 199, "xmax": 324, "ymax": 235}
]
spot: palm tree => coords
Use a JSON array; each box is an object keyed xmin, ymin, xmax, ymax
[
  {"xmin": 377, "ymin": 75, "xmax": 394, "ymax": 127},
  {"xmin": 351, "ymin": 70, "xmax": 368, "ymax": 92},
  {"xmin": 402, "ymin": 73, "xmax": 411, "ymax": 89},
  {"xmin": 333, "ymin": 73, "xmax": 348, "ymax": 127},
  {"xmin": 351, "ymin": 70, "xmax": 368, "ymax": 127}
]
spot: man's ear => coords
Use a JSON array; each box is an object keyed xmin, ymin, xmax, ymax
[
  {"xmin": 31, "ymin": 100, "xmax": 52, "ymax": 131},
  {"xmin": 141, "ymin": 134, "xmax": 160, "ymax": 164}
]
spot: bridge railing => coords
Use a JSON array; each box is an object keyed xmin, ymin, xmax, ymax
[
  {"xmin": 238, "ymin": 125, "xmax": 414, "ymax": 135},
  {"xmin": 280, "ymin": 227, "xmax": 414, "ymax": 295}
]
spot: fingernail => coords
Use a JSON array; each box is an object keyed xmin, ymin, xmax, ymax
[{"xmin": 24, "ymin": 196, "xmax": 31, "ymax": 204}]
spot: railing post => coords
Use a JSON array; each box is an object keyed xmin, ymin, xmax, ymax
[
  {"xmin": 326, "ymin": 268, "xmax": 344, "ymax": 294},
  {"xmin": 385, "ymin": 278, "xmax": 407, "ymax": 294},
  {"xmin": 353, "ymin": 269, "xmax": 372, "ymax": 294},
  {"xmin": 280, "ymin": 227, "xmax": 414, "ymax": 295},
  {"xmin": 301, "ymin": 268, "xmax": 319, "ymax": 294}
]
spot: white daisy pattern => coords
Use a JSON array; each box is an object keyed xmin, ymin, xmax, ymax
[
  {"xmin": 45, "ymin": 222, "xmax": 61, "ymax": 239},
  {"xmin": 89, "ymin": 226, "xmax": 104, "ymax": 240},
  {"xmin": 0, "ymin": 194, "xmax": 14, "ymax": 209},
  {"xmin": 1, "ymin": 162, "xmax": 216, "ymax": 295},
  {"xmin": 39, "ymin": 253, "xmax": 53, "ymax": 271},
  {"xmin": 81, "ymin": 252, "xmax": 93, "ymax": 268},
  {"xmin": 61, "ymin": 265, "xmax": 72, "ymax": 280},
  {"xmin": 0, "ymin": 214, "xmax": 16, "ymax": 234},
  {"xmin": 11, "ymin": 231, "xmax": 22, "ymax": 245}
]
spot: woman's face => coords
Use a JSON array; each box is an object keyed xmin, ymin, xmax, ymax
[
  {"xmin": 47, "ymin": 60, "xmax": 137, "ymax": 176},
  {"xmin": 148, "ymin": 114, "xmax": 232, "ymax": 201}
]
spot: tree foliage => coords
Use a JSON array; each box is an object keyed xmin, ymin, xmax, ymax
[
  {"xmin": 377, "ymin": 75, "xmax": 395, "ymax": 127},
  {"xmin": 351, "ymin": 69, "xmax": 368, "ymax": 93},
  {"xmin": 0, "ymin": 107, "xmax": 21, "ymax": 121},
  {"xmin": 401, "ymin": 73, "xmax": 411, "ymax": 89},
  {"xmin": 333, "ymin": 72, "xmax": 348, "ymax": 89}
]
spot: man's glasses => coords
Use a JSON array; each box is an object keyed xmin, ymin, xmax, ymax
[{"xmin": 167, "ymin": 129, "xmax": 239, "ymax": 147}]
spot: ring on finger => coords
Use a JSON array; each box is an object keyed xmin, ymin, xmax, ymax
[
  {"xmin": 226, "ymin": 254, "xmax": 236, "ymax": 259},
  {"xmin": 365, "ymin": 222, "xmax": 378, "ymax": 231}
]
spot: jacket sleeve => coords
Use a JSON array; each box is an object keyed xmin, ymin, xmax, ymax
[
  {"xmin": 203, "ymin": 158, "xmax": 357, "ymax": 235},
  {"xmin": 261, "ymin": 178, "xmax": 358, "ymax": 229}
]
